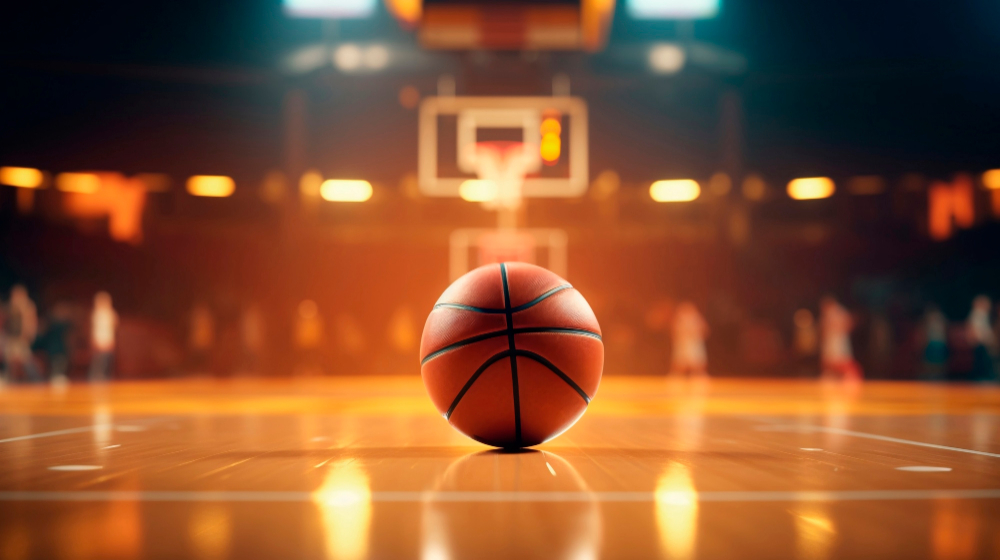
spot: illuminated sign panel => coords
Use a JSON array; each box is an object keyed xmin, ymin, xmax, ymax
[
  {"xmin": 283, "ymin": 0, "xmax": 377, "ymax": 19},
  {"xmin": 628, "ymin": 0, "xmax": 720, "ymax": 19}
]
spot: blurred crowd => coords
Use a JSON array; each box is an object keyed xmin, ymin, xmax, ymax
[
  {"xmin": 0, "ymin": 286, "xmax": 117, "ymax": 385},
  {"xmin": 2, "ymin": 280, "xmax": 999, "ymax": 384},
  {"xmin": 661, "ymin": 295, "xmax": 999, "ymax": 383}
]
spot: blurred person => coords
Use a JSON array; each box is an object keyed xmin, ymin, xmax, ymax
[
  {"xmin": 966, "ymin": 295, "xmax": 997, "ymax": 381},
  {"xmin": 819, "ymin": 296, "xmax": 863, "ymax": 381},
  {"xmin": 89, "ymin": 292, "xmax": 118, "ymax": 381},
  {"xmin": 189, "ymin": 303, "xmax": 215, "ymax": 374},
  {"xmin": 919, "ymin": 305, "xmax": 948, "ymax": 381},
  {"xmin": 42, "ymin": 302, "xmax": 74, "ymax": 384},
  {"xmin": 2, "ymin": 285, "xmax": 42, "ymax": 383},
  {"xmin": 670, "ymin": 301, "xmax": 709, "ymax": 378}
]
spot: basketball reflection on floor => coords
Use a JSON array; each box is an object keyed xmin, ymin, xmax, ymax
[{"xmin": 421, "ymin": 450, "xmax": 602, "ymax": 560}]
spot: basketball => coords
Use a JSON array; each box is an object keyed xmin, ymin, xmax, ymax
[{"xmin": 420, "ymin": 262, "xmax": 603, "ymax": 448}]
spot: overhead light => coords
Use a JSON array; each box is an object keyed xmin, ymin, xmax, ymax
[
  {"xmin": 788, "ymin": 177, "xmax": 835, "ymax": 200},
  {"xmin": 628, "ymin": 0, "xmax": 721, "ymax": 20},
  {"xmin": 283, "ymin": 0, "xmax": 377, "ymax": 19},
  {"xmin": 649, "ymin": 43, "xmax": 686, "ymax": 75},
  {"xmin": 320, "ymin": 180, "xmax": 372, "ymax": 202},
  {"xmin": 982, "ymin": 169, "xmax": 1000, "ymax": 190},
  {"xmin": 334, "ymin": 44, "xmax": 363, "ymax": 72},
  {"xmin": 650, "ymin": 179, "xmax": 700, "ymax": 202},
  {"xmin": 56, "ymin": 172, "xmax": 101, "ymax": 194},
  {"xmin": 187, "ymin": 176, "xmax": 235, "ymax": 197},
  {"xmin": 0, "ymin": 167, "xmax": 44, "ymax": 188}
]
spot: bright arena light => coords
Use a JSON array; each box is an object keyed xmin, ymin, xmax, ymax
[
  {"xmin": 787, "ymin": 177, "xmax": 835, "ymax": 200},
  {"xmin": 56, "ymin": 172, "xmax": 101, "ymax": 194},
  {"xmin": 540, "ymin": 134, "xmax": 561, "ymax": 164},
  {"xmin": 459, "ymin": 180, "xmax": 498, "ymax": 202},
  {"xmin": 320, "ymin": 180, "xmax": 373, "ymax": 202},
  {"xmin": 0, "ymin": 167, "xmax": 44, "ymax": 188},
  {"xmin": 650, "ymin": 179, "xmax": 700, "ymax": 202},
  {"xmin": 187, "ymin": 175, "xmax": 236, "ymax": 198},
  {"xmin": 283, "ymin": 0, "xmax": 377, "ymax": 19},
  {"xmin": 540, "ymin": 117, "xmax": 562, "ymax": 136},
  {"xmin": 983, "ymin": 169, "xmax": 1000, "ymax": 190},
  {"xmin": 363, "ymin": 45, "xmax": 390, "ymax": 70},
  {"xmin": 629, "ymin": 0, "xmax": 721, "ymax": 19},
  {"xmin": 334, "ymin": 44, "xmax": 363, "ymax": 72},
  {"xmin": 649, "ymin": 43, "xmax": 686, "ymax": 75}
]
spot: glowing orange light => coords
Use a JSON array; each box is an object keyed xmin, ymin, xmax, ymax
[
  {"xmin": 187, "ymin": 176, "xmax": 235, "ymax": 197},
  {"xmin": 787, "ymin": 177, "xmax": 835, "ymax": 200},
  {"xmin": 385, "ymin": 0, "xmax": 422, "ymax": 28},
  {"xmin": 63, "ymin": 173, "xmax": 146, "ymax": 244},
  {"xmin": 540, "ymin": 134, "xmax": 561, "ymax": 164},
  {"xmin": 459, "ymin": 180, "xmax": 497, "ymax": 202},
  {"xmin": 929, "ymin": 175, "xmax": 975, "ymax": 241},
  {"xmin": 0, "ymin": 167, "xmax": 44, "ymax": 188},
  {"xmin": 983, "ymin": 169, "xmax": 1000, "ymax": 190},
  {"xmin": 320, "ymin": 180, "xmax": 372, "ymax": 202},
  {"xmin": 540, "ymin": 117, "xmax": 562, "ymax": 136},
  {"xmin": 650, "ymin": 179, "xmax": 700, "ymax": 202},
  {"xmin": 56, "ymin": 172, "xmax": 101, "ymax": 194}
]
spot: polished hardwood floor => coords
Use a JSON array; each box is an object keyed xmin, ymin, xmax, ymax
[{"xmin": 0, "ymin": 376, "xmax": 998, "ymax": 559}]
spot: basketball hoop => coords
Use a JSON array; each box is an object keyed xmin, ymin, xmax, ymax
[
  {"xmin": 417, "ymin": 96, "xmax": 587, "ymax": 279},
  {"xmin": 460, "ymin": 141, "xmax": 537, "ymax": 225}
]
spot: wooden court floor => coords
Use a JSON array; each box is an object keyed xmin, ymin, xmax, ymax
[{"xmin": 0, "ymin": 376, "xmax": 999, "ymax": 559}]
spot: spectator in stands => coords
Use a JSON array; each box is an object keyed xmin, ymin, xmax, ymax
[
  {"xmin": 966, "ymin": 295, "xmax": 997, "ymax": 382},
  {"xmin": 670, "ymin": 301, "xmax": 709, "ymax": 378},
  {"xmin": 2, "ymin": 285, "xmax": 42, "ymax": 383},
  {"xmin": 819, "ymin": 296, "xmax": 863, "ymax": 381},
  {"xmin": 89, "ymin": 291, "xmax": 118, "ymax": 381}
]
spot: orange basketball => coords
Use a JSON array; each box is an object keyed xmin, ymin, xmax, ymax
[{"xmin": 420, "ymin": 262, "xmax": 603, "ymax": 448}]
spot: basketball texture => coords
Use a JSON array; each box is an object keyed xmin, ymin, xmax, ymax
[{"xmin": 420, "ymin": 262, "xmax": 603, "ymax": 448}]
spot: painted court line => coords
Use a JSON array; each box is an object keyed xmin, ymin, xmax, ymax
[
  {"xmin": 756, "ymin": 424, "xmax": 1000, "ymax": 459},
  {"xmin": 0, "ymin": 426, "xmax": 102, "ymax": 444},
  {"xmin": 0, "ymin": 489, "xmax": 998, "ymax": 503},
  {"xmin": 0, "ymin": 417, "xmax": 168, "ymax": 445}
]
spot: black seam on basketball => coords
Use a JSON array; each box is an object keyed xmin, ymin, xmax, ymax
[
  {"xmin": 514, "ymin": 349, "xmax": 592, "ymax": 404},
  {"xmin": 501, "ymin": 263, "xmax": 522, "ymax": 446},
  {"xmin": 509, "ymin": 284, "xmax": 572, "ymax": 312},
  {"xmin": 432, "ymin": 283, "xmax": 572, "ymax": 315},
  {"xmin": 420, "ymin": 327, "xmax": 602, "ymax": 365},
  {"xmin": 444, "ymin": 350, "xmax": 512, "ymax": 420}
]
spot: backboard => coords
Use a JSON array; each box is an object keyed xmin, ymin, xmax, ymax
[{"xmin": 418, "ymin": 96, "xmax": 589, "ymax": 199}]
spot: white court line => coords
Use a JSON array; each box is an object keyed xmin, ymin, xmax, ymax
[
  {"xmin": 757, "ymin": 424, "xmax": 1000, "ymax": 459},
  {"xmin": 0, "ymin": 417, "xmax": 167, "ymax": 444},
  {"xmin": 0, "ymin": 426, "xmax": 104, "ymax": 444},
  {"xmin": 0, "ymin": 489, "xmax": 999, "ymax": 503}
]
